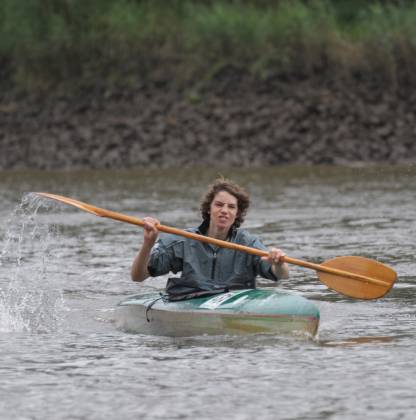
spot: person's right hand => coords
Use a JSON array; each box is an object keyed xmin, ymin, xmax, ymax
[{"xmin": 142, "ymin": 217, "xmax": 160, "ymax": 247}]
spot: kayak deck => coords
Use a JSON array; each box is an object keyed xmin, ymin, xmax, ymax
[{"xmin": 115, "ymin": 289, "xmax": 320, "ymax": 337}]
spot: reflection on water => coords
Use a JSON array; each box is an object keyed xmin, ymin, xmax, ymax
[
  {"xmin": 0, "ymin": 165, "xmax": 415, "ymax": 420},
  {"xmin": 319, "ymin": 335, "xmax": 398, "ymax": 347}
]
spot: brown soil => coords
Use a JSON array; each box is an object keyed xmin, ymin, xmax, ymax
[{"xmin": 1, "ymin": 77, "xmax": 415, "ymax": 169}]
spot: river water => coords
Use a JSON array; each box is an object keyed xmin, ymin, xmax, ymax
[{"xmin": 0, "ymin": 166, "xmax": 415, "ymax": 420}]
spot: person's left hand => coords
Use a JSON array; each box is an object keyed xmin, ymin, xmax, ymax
[{"xmin": 262, "ymin": 247, "xmax": 286, "ymax": 266}]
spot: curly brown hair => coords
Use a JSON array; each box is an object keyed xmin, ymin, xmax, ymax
[{"xmin": 200, "ymin": 177, "xmax": 250, "ymax": 228}]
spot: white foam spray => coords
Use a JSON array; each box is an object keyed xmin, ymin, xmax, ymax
[{"xmin": 0, "ymin": 193, "xmax": 65, "ymax": 333}]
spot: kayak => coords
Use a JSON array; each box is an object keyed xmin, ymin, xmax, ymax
[{"xmin": 115, "ymin": 289, "xmax": 320, "ymax": 337}]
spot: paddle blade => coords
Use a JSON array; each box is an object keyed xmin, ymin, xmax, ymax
[
  {"xmin": 318, "ymin": 256, "xmax": 397, "ymax": 299},
  {"xmin": 35, "ymin": 192, "xmax": 104, "ymax": 217}
]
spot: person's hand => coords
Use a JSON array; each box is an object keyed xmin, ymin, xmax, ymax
[
  {"xmin": 142, "ymin": 217, "xmax": 160, "ymax": 247},
  {"xmin": 262, "ymin": 247, "xmax": 289, "ymax": 279},
  {"xmin": 262, "ymin": 247, "xmax": 286, "ymax": 267}
]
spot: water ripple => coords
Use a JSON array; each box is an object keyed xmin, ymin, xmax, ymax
[{"xmin": 0, "ymin": 166, "xmax": 415, "ymax": 420}]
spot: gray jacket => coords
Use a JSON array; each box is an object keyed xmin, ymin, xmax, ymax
[{"xmin": 148, "ymin": 222, "xmax": 278, "ymax": 296}]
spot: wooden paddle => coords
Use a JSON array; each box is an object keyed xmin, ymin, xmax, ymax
[{"xmin": 34, "ymin": 192, "xmax": 397, "ymax": 300}]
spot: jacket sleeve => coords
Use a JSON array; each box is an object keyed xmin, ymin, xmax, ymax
[{"xmin": 147, "ymin": 233, "xmax": 184, "ymax": 277}]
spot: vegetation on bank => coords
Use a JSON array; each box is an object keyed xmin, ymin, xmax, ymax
[{"xmin": 1, "ymin": 0, "xmax": 416, "ymax": 93}]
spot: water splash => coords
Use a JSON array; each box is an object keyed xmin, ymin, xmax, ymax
[{"xmin": 0, "ymin": 193, "xmax": 65, "ymax": 333}]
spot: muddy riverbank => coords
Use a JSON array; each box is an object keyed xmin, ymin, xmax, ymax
[{"xmin": 1, "ymin": 77, "xmax": 416, "ymax": 169}]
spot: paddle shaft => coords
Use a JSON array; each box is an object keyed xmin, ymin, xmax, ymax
[{"xmin": 99, "ymin": 208, "xmax": 389, "ymax": 288}]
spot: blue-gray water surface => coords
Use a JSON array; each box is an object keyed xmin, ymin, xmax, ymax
[{"xmin": 0, "ymin": 166, "xmax": 415, "ymax": 420}]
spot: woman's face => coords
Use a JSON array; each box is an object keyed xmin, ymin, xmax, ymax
[{"xmin": 209, "ymin": 190, "xmax": 238, "ymax": 231}]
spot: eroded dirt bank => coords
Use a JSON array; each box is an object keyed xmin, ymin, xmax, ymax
[{"xmin": 1, "ymin": 79, "xmax": 415, "ymax": 169}]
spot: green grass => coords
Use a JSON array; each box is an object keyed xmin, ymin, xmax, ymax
[{"xmin": 1, "ymin": 0, "xmax": 416, "ymax": 93}]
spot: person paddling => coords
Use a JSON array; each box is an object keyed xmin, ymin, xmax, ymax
[{"xmin": 131, "ymin": 178, "xmax": 289, "ymax": 300}]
